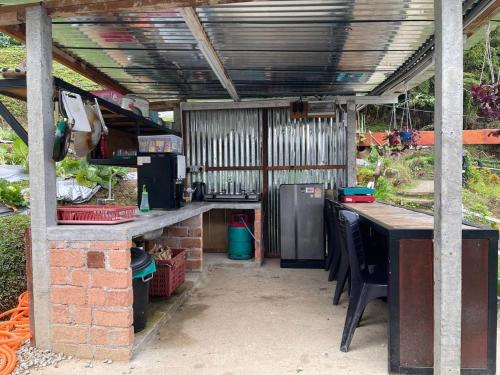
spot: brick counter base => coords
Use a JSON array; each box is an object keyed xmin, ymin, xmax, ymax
[
  {"xmin": 45, "ymin": 210, "xmax": 261, "ymax": 360},
  {"xmin": 159, "ymin": 214, "xmax": 204, "ymax": 271},
  {"xmin": 49, "ymin": 240, "xmax": 133, "ymax": 361},
  {"xmin": 159, "ymin": 209, "xmax": 263, "ymax": 270}
]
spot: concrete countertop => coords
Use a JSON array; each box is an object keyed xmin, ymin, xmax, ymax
[{"xmin": 47, "ymin": 201, "xmax": 261, "ymax": 241}]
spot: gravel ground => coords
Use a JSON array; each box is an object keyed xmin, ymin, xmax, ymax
[{"xmin": 10, "ymin": 341, "xmax": 68, "ymax": 375}]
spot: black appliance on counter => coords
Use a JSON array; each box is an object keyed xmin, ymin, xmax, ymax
[
  {"xmin": 191, "ymin": 181, "xmax": 206, "ymax": 202},
  {"xmin": 137, "ymin": 153, "xmax": 185, "ymax": 210}
]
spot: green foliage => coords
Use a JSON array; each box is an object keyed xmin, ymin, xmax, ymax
[
  {"xmin": 0, "ymin": 180, "xmax": 28, "ymax": 208},
  {"xmin": 357, "ymin": 166, "xmax": 375, "ymax": 186},
  {"xmin": 0, "ymin": 32, "xmax": 21, "ymax": 48},
  {"xmin": 373, "ymin": 176, "xmax": 393, "ymax": 200},
  {"xmin": 0, "ymin": 214, "xmax": 29, "ymax": 311},
  {"xmin": 404, "ymin": 151, "xmax": 434, "ymax": 178},
  {"xmin": 11, "ymin": 138, "xmax": 28, "ymax": 170},
  {"xmin": 0, "ymin": 130, "xmax": 29, "ymax": 171},
  {"xmin": 0, "ymin": 128, "xmax": 18, "ymax": 141},
  {"xmin": 57, "ymin": 158, "xmax": 127, "ymax": 189}
]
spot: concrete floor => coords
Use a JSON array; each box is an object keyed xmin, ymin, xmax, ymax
[{"xmin": 35, "ymin": 260, "xmax": 390, "ymax": 374}]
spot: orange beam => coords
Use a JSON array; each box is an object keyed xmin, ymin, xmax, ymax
[{"xmin": 358, "ymin": 129, "xmax": 500, "ymax": 146}]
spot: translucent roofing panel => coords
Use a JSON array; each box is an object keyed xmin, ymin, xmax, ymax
[{"xmin": 48, "ymin": 1, "xmax": 437, "ymax": 100}]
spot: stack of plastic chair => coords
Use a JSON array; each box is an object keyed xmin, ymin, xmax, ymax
[{"xmin": 338, "ymin": 210, "xmax": 388, "ymax": 352}]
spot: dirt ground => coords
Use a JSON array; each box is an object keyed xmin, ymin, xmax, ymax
[{"xmin": 33, "ymin": 260, "xmax": 389, "ymax": 375}]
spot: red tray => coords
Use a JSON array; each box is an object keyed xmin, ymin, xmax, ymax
[
  {"xmin": 339, "ymin": 195, "xmax": 376, "ymax": 203},
  {"xmin": 57, "ymin": 205, "xmax": 137, "ymax": 224},
  {"xmin": 149, "ymin": 249, "xmax": 186, "ymax": 297}
]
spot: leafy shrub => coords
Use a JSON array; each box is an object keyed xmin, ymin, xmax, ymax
[
  {"xmin": 0, "ymin": 131, "xmax": 29, "ymax": 170},
  {"xmin": 357, "ymin": 167, "xmax": 374, "ymax": 186},
  {"xmin": 374, "ymin": 176, "xmax": 393, "ymax": 201},
  {"xmin": 0, "ymin": 214, "xmax": 29, "ymax": 311},
  {"xmin": 56, "ymin": 158, "xmax": 127, "ymax": 189},
  {"xmin": 0, "ymin": 179, "xmax": 27, "ymax": 208}
]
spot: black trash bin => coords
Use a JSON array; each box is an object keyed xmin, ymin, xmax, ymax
[{"xmin": 131, "ymin": 247, "xmax": 156, "ymax": 333}]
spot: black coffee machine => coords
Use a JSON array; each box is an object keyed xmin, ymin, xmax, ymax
[
  {"xmin": 192, "ymin": 181, "xmax": 206, "ymax": 201},
  {"xmin": 137, "ymin": 153, "xmax": 185, "ymax": 210}
]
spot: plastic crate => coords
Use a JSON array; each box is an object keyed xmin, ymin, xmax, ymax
[
  {"xmin": 339, "ymin": 195, "xmax": 376, "ymax": 203},
  {"xmin": 57, "ymin": 205, "xmax": 137, "ymax": 224},
  {"xmin": 149, "ymin": 249, "xmax": 186, "ymax": 297},
  {"xmin": 138, "ymin": 135, "xmax": 183, "ymax": 154},
  {"xmin": 338, "ymin": 187, "xmax": 374, "ymax": 196}
]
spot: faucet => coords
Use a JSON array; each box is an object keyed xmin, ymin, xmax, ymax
[{"xmin": 97, "ymin": 171, "xmax": 117, "ymax": 205}]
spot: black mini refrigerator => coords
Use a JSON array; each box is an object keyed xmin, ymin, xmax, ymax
[
  {"xmin": 137, "ymin": 153, "xmax": 185, "ymax": 210},
  {"xmin": 279, "ymin": 184, "xmax": 325, "ymax": 268}
]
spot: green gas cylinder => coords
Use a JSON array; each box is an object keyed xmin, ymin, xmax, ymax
[{"xmin": 228, "ymin": 213, "xmax": 253, "ymax": 260}]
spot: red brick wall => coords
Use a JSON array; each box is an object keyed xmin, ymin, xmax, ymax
[
  {"xmin": 48, "ymin": 240, "xmax": 133, "ymax": 361},
  {"xmin": 45, "ymin": 210, "xmax": 260, "ymax": 361},
  {"xmin": 159, "ymin": 214, "xmax": 203, "ymax": 272}
]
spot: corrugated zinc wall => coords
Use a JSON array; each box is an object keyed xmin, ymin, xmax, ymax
[
  {"xmin": 185, "ymin": 109, "xmax": 262, "ymax": 194},
  {"xmin": 266, "ymin": 108, "xmax": 347, "ymax": 256},
  {"xmin": 184, "ymin": 107, "xmax": 346, "ymax": 256}
]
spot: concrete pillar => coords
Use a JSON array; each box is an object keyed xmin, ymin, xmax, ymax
[
  {"xmin": 26, "ymin": 5, "xmax": 56, "ymax": 349},
  {"xmin": 433, "ymin": 0, "xmax": 463, "ymax": 373},
  {"xmin": 346, "ymin": 101, "xmax": 357, "ymax": 186}
]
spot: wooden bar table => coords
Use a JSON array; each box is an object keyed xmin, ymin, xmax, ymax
[{"xmin": 342, "ymin": 202, "xmax": 498, "ymax": 374}]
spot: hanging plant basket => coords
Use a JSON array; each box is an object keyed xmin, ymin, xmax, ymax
[
  {"xmin": 384, "ymin": 129, "xmax": 420, "ymax": 151},
  {"xmin": 470, "ymin": 82, "xmax": 500, "ymax": 121}
]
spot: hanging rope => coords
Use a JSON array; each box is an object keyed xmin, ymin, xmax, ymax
[
  {"xmin": 479, "ymin": 23, "xmax": 496, "ymax": 84},
  {"xmin": 389, "ymin": 103, "xmax": 397, "ymax": 130}
]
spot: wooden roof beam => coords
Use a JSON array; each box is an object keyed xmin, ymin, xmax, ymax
[
  {"xmin": 0, "ymin": 0, "xmax": 252, "ymax": 26},
  {"xmin": 0, "ymin": 24, "xmax": 131, "ymax": 94},
  {"xmin": 178, "ymin": 7, "xmax": 239, "ymax": 101}
]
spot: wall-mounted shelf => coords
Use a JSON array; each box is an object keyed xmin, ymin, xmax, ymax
[{"xmin": 86, "ymin": 157, "xmax": 138, "ymax": 167}]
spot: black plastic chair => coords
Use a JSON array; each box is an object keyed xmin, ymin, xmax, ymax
[
  {"xmin": 331, "ymin": 202, "xmax": 350, "ymax": 305},
  {"xmin": 324, "ymin": 200, "xmax": 340, "ymax": 278},
  {"xmin": 338, "ymin": 210, "xmax": 388, "ymax": 352}
]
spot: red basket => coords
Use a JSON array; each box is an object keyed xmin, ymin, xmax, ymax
[
  {"xmin": 57, "ymin": 205, "xmax": 137, "ymax": 224},
  {"xmin": 149, "ymin": 249, "xmax": 186, "ymax": 297}
]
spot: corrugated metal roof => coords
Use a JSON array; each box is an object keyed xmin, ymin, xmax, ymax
[
  {"xmin": 47, "ymin": 0, "xmax": 435, "ymax": 100},
  {"xmin": 3, "ymin": 1, "xmax": 490, "ymax": 100}
]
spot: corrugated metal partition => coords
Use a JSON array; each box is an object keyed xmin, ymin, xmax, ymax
[
  {"xmin": 266, "ymin": 108, "xmax": 347, "ymax": 256},
  {"xmin": 185, "ymin": 109, "xmax": 263, "ymax": 194},
  {"xmin": 184, "ymin": 107, "xmax": 346, "ymax": 257}
]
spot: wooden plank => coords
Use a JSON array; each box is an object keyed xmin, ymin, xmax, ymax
[
  {"xmin": 204, "ymin": 165, "xmax": 347, "ymax": 172},
  {"xmin": 399, "ymin": 239, "xmax": 434, "ymax": 368},
  {"xmin": 266, "ymin": 165, "xmax": 346, "ymax": 171},
  {"xmin": 358, "ymin": 129, "xmax": 500, "ymax": 146},
  {"xmin": 0, "ymin": 0, "xmax": 253, "ymax": 26},
  {"xmin": 343, "ymin": 202, "xmax": 478, "ymax": 231},
  {"xmin": 461, "ymin": 239, "xmax": 489, "ymax": 369},
  {"xmin": 398, "ymin": 238, "xmax": 490, "ymax": 370},
  {"xmin": 464, "ymin": 1, "xmax": 500, "ymax": 37}
]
